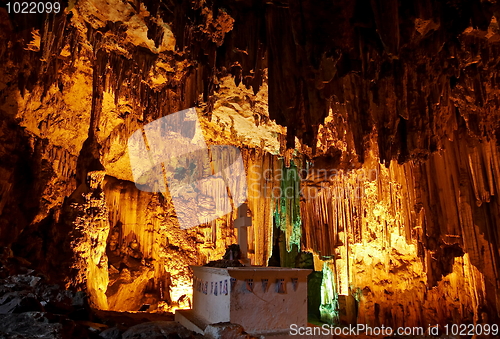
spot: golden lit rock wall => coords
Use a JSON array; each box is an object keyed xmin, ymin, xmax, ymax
[
  {"xmin": 301, "ymin": 134, "xmax": 500, "ymax": 326},
  {"xmin": 102, "ymin": 176, "xmax": 237, "ymax": 311},
  {"xmin": 1, "ymin": 0, "xmax": 500, "ymax": 326},
  {"xmin": 244, "ymin": 149, "xmax": 290, "ymax": 265}
]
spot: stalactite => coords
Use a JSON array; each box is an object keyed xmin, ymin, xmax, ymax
[
  {"xmin": 70, "ymin": 171, "xmax": 110, "ymax": 310},
  {"xmin": 2, "ymin": 0, "xmax": 500, "ymax": 330},
  {"xmin": 319, "ymin": 261, "xmax": 340, "ymax": 325},
  {"xmin": 299, "ymin": 134, "xmax": 500, "ymax": 326}
]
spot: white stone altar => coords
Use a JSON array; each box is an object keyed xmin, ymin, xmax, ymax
[{"xmin": 175, "ymin": 265, "xmax": 312, "ymax": 338}]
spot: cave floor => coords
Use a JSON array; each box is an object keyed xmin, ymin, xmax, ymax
[{"xmin": 92, "ymin": 308, "xmax": 175, "ymax": 329}]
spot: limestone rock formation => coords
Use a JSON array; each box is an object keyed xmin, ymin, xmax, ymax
[{"xmin": 0, "ymin": 0, "xmax": 500, "ymax": 335}]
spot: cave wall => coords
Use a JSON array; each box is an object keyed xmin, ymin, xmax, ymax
[{"xmin": 0, "ymin": 0, "xmax": 500, "ymax": 327}]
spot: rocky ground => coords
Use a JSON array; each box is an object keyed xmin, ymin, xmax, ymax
[
  {"xmin": 0, "ymin": 251, "xmax": 491, "ymax": 339},
  {"xmin": 0, "ymin": 250, "xmax": 205, "ymax": 339}
]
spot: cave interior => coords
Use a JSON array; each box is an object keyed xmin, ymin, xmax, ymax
[{"xmin": 1, "ymin": 0, "xmax": 500, "ymax": 337}]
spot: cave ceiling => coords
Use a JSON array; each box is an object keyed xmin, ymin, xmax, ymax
[{"xmin": 2, "ymin": 0, "xmax": 499, "ymax": 169}]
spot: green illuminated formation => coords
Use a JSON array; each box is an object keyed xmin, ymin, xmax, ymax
[
  {"xmin": 273, "ymin": 160, "xmax": 302, "ymax": 252},
  {"xmin": 320, "ymin": 262, "xmax": 340, "ymax": 325}
]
